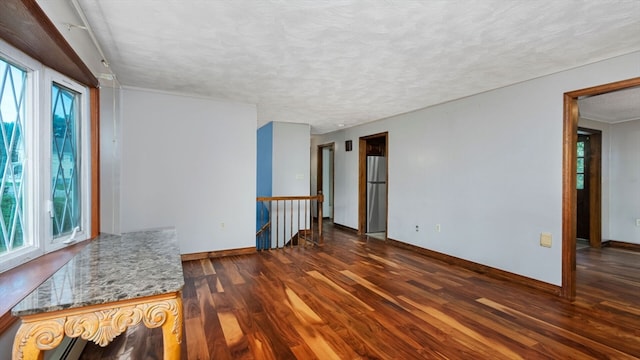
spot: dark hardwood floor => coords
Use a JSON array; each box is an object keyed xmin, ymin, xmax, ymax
[{"xmin": 79, "ymin": 225, "xmax": 640, "ymax": 359}]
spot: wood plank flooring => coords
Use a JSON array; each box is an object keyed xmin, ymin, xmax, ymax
[{"xmin": 79, "ymin": 225, "xmax": 640, "ymax": 359}]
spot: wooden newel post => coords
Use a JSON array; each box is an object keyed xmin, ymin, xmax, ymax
[{"xmin": 317, "ymin": 191, "xmax": 324, "ymax": 246}]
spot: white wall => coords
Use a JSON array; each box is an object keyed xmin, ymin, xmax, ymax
[
  {"xmin": 312, "ymin": 51, "xmax": 640, "ymax": 286},
  {"xmin": 272, "ymin": 122, "xmax": 311, "ymax": 196},
  {"xmin": 119, "ymin": 87, "xmax": 257, "ymax": 253},
  {"xmin": 99, "ymin": 83, "xmax": 122, "ymax": 235},
  {"xmin": 270, "ymin": 122, "xmax": 311, "ymax": 245},
  {"xmin": 610, "ymin": 119, "xmax": 640, "ymax": 243},
  {"xmin": 577, "ymin": 117, "xmax": 640, "ymax": 244}
]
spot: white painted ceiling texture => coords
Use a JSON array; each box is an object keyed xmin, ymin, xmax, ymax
[
  {"xmin": 579, "ymin": 86, "xmax": 640, "ymax": 124},
  {"xmin": 67, "ymin": 1, "xmax": 640, "ymax": 133}
]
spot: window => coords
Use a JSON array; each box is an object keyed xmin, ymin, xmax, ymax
[
  {"xmin": 0, "ymin": 42, "xmax": 91, "ymax": 272},
  {"xmin": 0, "ymin": 57, "xmax": 27, "ymax": 258},
  {"xmin": 50, "ymin": 82, "xmax": 84, "ymax": 240},
  {"xmin": 577, "ymin": 140, "xmax": 585, "ymax": 190}
]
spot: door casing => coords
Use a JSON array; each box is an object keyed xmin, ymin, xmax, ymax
[
  {"xmin": 358, "ymin": 132, "xmax": 388, "ymax": 235},
  {"xmin": 576, "ymin": 134, "xmax": 590, "ymax": 241},
  {"xmin": 576, "ymin": 128, "xmax": 602, "ymax": 248},
  {"xmin": 562, "ymin": 77, "xmax": 640, "ymax": 300},
  {"xmin": 316, "ymin": 143, "xmax": 335, "ymax": 219}
]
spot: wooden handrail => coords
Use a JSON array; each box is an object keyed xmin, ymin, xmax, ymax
[
  {"xmin": 256, "ymin": 193, "xmax": 324, "ymax": 249},
  {"xmin": 256, "ymin": 221, "xmax": 271, "ymax": 237},
  {"xmin": 257, "ymin": 195, "xmax": 324, "ymax": 202}
]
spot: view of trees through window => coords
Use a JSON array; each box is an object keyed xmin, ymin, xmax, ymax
[
  {"xmin": 51, "ymin": 83, "xmax": 80, "ymax": 237},
  {"xmin": 0, "ymin": 44, "xmax": 89, "ymax": 270},
  {"xmin": 0, "ymin": 58, "xmax": 26, "ymax": 255},
  {"xmin": 577, "ymin": 141, "xmax": 585, "ymax": 190}
]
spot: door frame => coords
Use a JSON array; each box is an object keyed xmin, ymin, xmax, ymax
[
  {"xmin": 316, "ymin": 142, "xmax": 335, "ymax": 220},
  {"xmin": 358, "ymin": 132, "xmax": 388, "ymax": 235},
  {"xmin": 576, "ymin": 127, "xmax": 602, "ymax": 248},
  {"xmin": 561, "ymin": 77, "xmax": 640, "ymax": 300}
]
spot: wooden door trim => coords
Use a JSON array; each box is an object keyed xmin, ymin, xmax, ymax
[
  {"xmin": 588, "ymin": 132, "xmax": 602, "ymax": 248},
  {"xmin": 562, "ymin": 77, "xmax": 640, "ymax": 300},
  {"xmin": 90, "ymin": 88, "xmax": 101, "ymax": 238},
  {"xmin": 358, "ymin": 132, "xmax": 388, "ymax": 235},
  {"xmin": 577, "ymin": 127, "xmax": 602, "ymax": 248},
  {"xmin": 317, "ymin": 146, "xmax": 324, "ymax": 198},
  {"xmin": 358, "ymin": 138, "xmax": 367, "ymax": 234},
  {"xmin": 316, "ymin": 143, "xmax": 335, "ymax": 219}
]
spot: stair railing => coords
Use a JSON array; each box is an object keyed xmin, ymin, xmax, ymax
[{"xmin": 256, "ymin": 193, "xmax": 324, "ymax": 249}]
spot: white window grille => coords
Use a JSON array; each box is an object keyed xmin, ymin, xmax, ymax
[{"xmin": 0, "ymin": 41, "xmax": 91, "ymax": 272}]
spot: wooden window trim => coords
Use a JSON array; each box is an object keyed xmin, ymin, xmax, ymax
[
  {"xmin": 0, "ymin": 0, "xmax": 99, "ymax": 87},
  {"xmin": 0, "ymin": 240, "xmax": 91, "ymax": 334}
]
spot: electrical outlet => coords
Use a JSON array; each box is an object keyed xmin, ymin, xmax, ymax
[
  {"xmin": 415, "ymin": 225, "xmax": 419, "ymax": 232},
  {"xmin": 540, "ymin": 233, "xmax": 552, "ymax": 248}
]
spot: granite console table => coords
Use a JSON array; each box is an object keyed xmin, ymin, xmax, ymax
[{"xmin": 11, "ymin": 228, "xmax": 184, "ymax": 360}]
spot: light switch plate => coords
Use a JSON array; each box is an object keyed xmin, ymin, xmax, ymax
[{"xmin": 540, "ymin": 233, "xmax": 552, "ymax": 248}]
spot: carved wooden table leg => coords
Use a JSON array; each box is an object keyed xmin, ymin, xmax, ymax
[
  {"xmin": 158, "ymin": 296, "xmax": 183, "ymax": 359},
  {"xmin": 12, "ymin": 318, "xmax": 65, "ymax": 360},
  {"xmin": 141, "ymin": 294, "xmax": 183, "ymax": 359},
  {"xmin": 12, "ymin": 293, "xmax": 183, "ymax": 360}
]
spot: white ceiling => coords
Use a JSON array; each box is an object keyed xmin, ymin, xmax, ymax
[
  {"xmin": 42, "ymin": 0, "xmax": 640, "ymax": 133},
  {"xmin": 578, "ymin": 86, "xmax": 640, "ymax": 123}
]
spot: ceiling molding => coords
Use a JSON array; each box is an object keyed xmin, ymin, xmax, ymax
[{"xmin": 580, "ymin": 113, "xmax": 640, "ymax": 124}]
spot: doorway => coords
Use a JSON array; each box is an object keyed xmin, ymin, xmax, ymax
[
  {"xmin": 562, "ymin": 77, "xmax": 640, "ymax": 300},
  {"xmin": 576, "ymin": 134, "xmax": 590, "ymax": 243},
  {"xmin": 576, "ymin": 128, "xmax": 602, "ymax": 249},
  {"xmin": 316, "ymin": 143, "xmax": 335, "ymax": 221},
  {"xmin": 358, "ymin": 132, "xmax": 388, "ymax": 237}
]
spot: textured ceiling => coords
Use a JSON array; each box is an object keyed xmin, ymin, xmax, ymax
[
  {"xmin": 579, "ymin": 86, "xmax": 640, "ymax": 123},
  {"xmin": 66, "ymin": 1, "xmax": 640, "ymax": 133}
]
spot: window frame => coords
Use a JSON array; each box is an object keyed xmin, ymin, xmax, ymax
[
  {"xmin": 576, "ymin": 140, "xmax": 585, "ymax": 190},
  {"xmin": 0, "ymin": 39, "xmax": 42, "ymax": 271},
  {"xmin": 44, "ymin": 70, "xmax": 91, "ymax": 253},
  {"xmin": 0, "ymin": 39, "xmax": 92, "ymax": 272}
]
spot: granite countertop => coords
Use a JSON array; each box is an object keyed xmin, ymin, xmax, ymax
[{"xmin": 12, "ymin": 228, "xmax": 184, "ymax": 317}]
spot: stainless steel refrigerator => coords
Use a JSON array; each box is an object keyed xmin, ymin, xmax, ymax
[{"xmin": 367, "ymin": 156, "xmax": 387, "ymax": 233}]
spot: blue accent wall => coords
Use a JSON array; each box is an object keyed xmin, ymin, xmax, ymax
[
  {"xmin": 256, "ymin": 123, "xmax": 273, "ymax": 248},
  {"xmin": 257, "ymin": 122, "xmax": 273, "ymax": 198}
]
